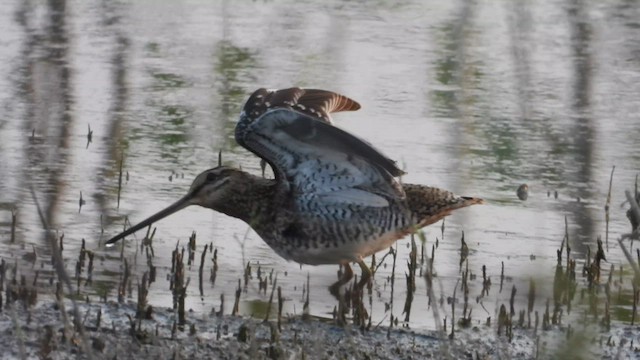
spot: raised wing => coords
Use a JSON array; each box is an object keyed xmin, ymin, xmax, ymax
[
  {"xmin": 236, "ymin": 87, "xmax": 404, "ymax": 175},
  {"xmin": 236, "ymin": 107, "xmax": 406, "ymax": 208},
  {"xmin": 239, "ymin": 87, "xmax": 361, "ymax": 125}
]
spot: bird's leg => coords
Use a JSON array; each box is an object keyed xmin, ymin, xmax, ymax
[
  {"xmin": 329, "ymin": 263, "xmax": 354, "ymax": 299},
  {"xmin": 356, "ymin": 258, "xmax": 372, "ymax": 291}
]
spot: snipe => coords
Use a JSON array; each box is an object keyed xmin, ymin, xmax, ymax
[{"xmin": 106, "ymin": 87, "xmax": 483, "ymax": 295}]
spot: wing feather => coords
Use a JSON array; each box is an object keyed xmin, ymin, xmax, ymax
[
  {"xmin": 241, "ymin": 109, "xmax": 404, "ymax": 178},
  {"xmin": 235, "ymin": 88, "xmax": 406, "ymax": 217},
  {"xmin": 240, "ymin": 87, "xmax": 360, "ymax": 125}
]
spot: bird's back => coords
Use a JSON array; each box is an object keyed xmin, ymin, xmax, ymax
[{"xmin": 403, "ymin": 183, "xmax": 484, "ymax": 228}]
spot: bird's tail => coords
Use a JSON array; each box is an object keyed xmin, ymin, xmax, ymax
[{"xmin": 402, "ymin": 183, "xmax": 484, "ymax": 229}]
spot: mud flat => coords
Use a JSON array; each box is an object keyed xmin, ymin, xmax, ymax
[{"xmin": 0, "ymin": 298, "xmax": 635, "ymax": 360}]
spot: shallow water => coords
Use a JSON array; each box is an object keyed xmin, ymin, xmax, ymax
[{"xmin": 1, "ymin": 0, "xmax": 639, "ymax": 330}]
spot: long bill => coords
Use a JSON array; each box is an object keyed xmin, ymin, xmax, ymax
[{"xmin": 105, "ymin": 194, "xmax": 193, "ymax": 245}]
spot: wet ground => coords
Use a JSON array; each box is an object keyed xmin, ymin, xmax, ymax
[
  {"xmin": 1, "ymin": 0, "xmax": 640, "ymax": 353},
  {"xmin": 1, "ymin": 299, "xmax": 638, "ymax": 359}
]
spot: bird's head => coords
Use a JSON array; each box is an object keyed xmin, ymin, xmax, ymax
[
  {"xmin": 106, "ymin": 166, "xmax": 251, "ymax": 245},
  {"xmin": 187, "ymin": 166, "xmax": 248, "ymax": 208}
]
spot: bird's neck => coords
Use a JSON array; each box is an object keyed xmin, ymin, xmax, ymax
[{"xmin": 214, "ymin": 175, "xmax": 277, "ymax": 225}]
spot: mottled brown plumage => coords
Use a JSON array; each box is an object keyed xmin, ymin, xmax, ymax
[
  {"xmin": 107, "ymin": 87, "xmax": 483, "ymax": 295},
  {"xmin": 241, "ymin": 87, "xmax": 361, "ymax": 125}
]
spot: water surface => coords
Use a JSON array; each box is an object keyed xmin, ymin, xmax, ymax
[{"xmin": 1, "ymin": 0, "xmax": 639, "ymax": 330}]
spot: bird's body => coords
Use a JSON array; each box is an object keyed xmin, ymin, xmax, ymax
[
  {"xmin": 107, "ymin": 87, "xmax": 483, "ymax": 292},
  {"xmin": 201, "ymin": 167, "xmax": 479, "ymax": 266}
]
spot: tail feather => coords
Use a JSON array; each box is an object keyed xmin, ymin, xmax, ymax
[{"xmin": 402, "ymin": 184, "xmax": 484, "ymax": 228}]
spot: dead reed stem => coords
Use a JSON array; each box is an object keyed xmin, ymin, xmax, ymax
[{"xmin": 605, "ymin": 166, "xmax": 615, "ymax": 249}]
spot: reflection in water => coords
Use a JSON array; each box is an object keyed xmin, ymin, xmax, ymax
[
  {"xmin": 0, "ymin": 0, "xmax": 639, "ymax": 331},
  {"xmin": 431, "ymin": 0, "xmax": 477, "ymax": 121},
  {"xmin": 213, "ymin": 40, "xmax": 257, "ymax": 153},
  {"xmin": 23, "ymin": 0, "xmax": 73, "ymax": 231},
  {"xmin": 567, "ymin": 0, "xmax": 595, "ymax": 251},
  {"xmin": 507, "ymin": 0, "xmax": 533, "ymax": 122},
  {"xmin": 100, "ymin": 1, "xmax": 131, "ymax": 223}
]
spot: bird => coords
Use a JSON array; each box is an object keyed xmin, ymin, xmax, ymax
[{"xmin": 106, "ymin": 87, "xmax": 484, "ymax": 295}]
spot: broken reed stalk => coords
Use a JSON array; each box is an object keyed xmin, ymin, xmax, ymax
[
  {"xmin": 460, "ymin": 260, "xmax": 471, "ymax": 327},
  {"xmin": 564, "ymin": 216, "xmax": 571, "ymax": 269},
  {"xmin": 387, "ymin": 245, "xmax": 398, "ymax": 339},
  {"xmin": 303, "ymin": 273, "xmax": 311, "ymax": 319},
  {"xmin": 210, "ymin": 247, "xmax": 218, "ymax": 286},
  {"xmin": 423, "ymin": 251, "xmax": 451, "ymax": 360},
  {"xmin": 232, "ymin": 279, "xmax": 241, "ymax": 316},
  {"xmin": 450, "ymin": 278, "xmax": 459, "ymax": 339},
  {"xmin": 244, "ymin": 262, "xmax": 251, "ymax": 290},
  {"xmin": 199, "ymin": 244, "xmax": 208, "ymax": 297},
  {"xmin": 217, "ymin": 294, "xmax": 224, "ymax": 317},
  {"xmin": 171, "ymin": 248, "xmax": 188, "ymax": 326},
  {"xmin": 136, "ymin": 272, "xmax": 150, "ymax": 319},
  {"xmin": 403, "ymin": 234, "xmax": 418, "ymax": 323},
  {"xmin": 459, "ymin": 231, "xmax": 468, "ymax": 269},
  {"xmin": 188, "ymin": 231, "xmax": 196, "ymax": 267},
  {"xmin": 500, "ymin": 261, "xmax": 504, "ymax": 293},
  {"xmin": 277, "ymin": 286, "xmax": 283, "ymax": 331},
  {"xmin": 605, "ymin": 166, "xmax": 615, "ymax": 249},
  {"xmin": 528, "ymin": 278, "xmax": 535, "ymax": 328},
  {"xmin": 86, "ymin": 251, "xmax": 94, "ymax": 286},
  {"xmin": 510, "ymin": 285, "xmax": 516, "ymax": 316},
  {"xmin": 141, "ymin": 225, "xmax": 156, "ymax": 259}
]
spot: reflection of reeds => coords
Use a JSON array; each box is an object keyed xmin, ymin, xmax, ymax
[
  {"xmin": 459, "ymin": 231, "xmax": 468, "ymax": 269},
  {"xmin": 0, "ymin": 259, "xmax": 5, "ymax": 311},
  {"xmin": 117, "ymin": 155, "xmax": 124, "ymax": 209},
  {"xmin": 170, "ymin": 246, "xmax": 188, "ymax": 326},
  {"xmin": 10, "ymin": 208, "xmax": 17, "ymax": 243},
  {"xmin": 79, "ymin": 191, "xmax": 85, "ymax": 213},
  {"xmin": 118, "ymin": 259, "xmax": 129, "ymax": 303}
]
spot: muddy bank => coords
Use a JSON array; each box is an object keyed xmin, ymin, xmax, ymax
[{"xmin": 1, "ymin": 298, "xmax": 636, "ymax": 359}]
